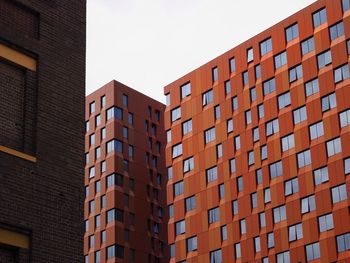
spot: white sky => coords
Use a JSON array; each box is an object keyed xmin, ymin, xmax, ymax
[{"xmin": 86, "ymin": 0, "xmax": 316, "ymax": 103}]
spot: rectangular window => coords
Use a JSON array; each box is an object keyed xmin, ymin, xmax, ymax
[
  {"xmin": 309, "ymin": 121, "xmax": 324, "ymax": 140},
  {"xmin": 232, "ymin": 96, "xmax": 238, "ymax": 111},
  {"xmin": 90, "ymin": 101, "xmax": 95, "ymax": 114},
  {"xmin": 230, "ymin": 158, "xmax": 236, "ymax": 174},
  {"xmin": 181, "ymin": 82, "xmax": 191, "ymax": 98},
  {"xmin": 268, "ymin": 232, "xmax": 275, "ymax": 249},
  {"xmin": 301, "ymin": 195, "xmax": 316, "ymax": 214},
  {"xmin": 260, "ymin": 38, "xmax": 272, "ymax": 56},
  {"xmin": 313, "ymin": 8, "xmax": 327, "ymax": 28},
  {"xmin": 216, "ymin": 143, "xmax": 223, "ymax": 159},
  {"xmin": 285, "ymin": 177, "xmax": 299, "ymax": 196},
  {"xmin": 165, "ymin": 94, "xmax": 170, "ymax": 106},
  {"xmin": 273, "ymin": 205, "xmax": 286, "ymax": 223},
  {"xmin": 247, "ymin": 47, "xmax": 253, "ymax": 63},
  {"xmin": 212, "ymin": 67, "xmax": 218, "ymax": 82},
  {"xmin": 331, "ymin": 184, "xmax": 347, "ymax": 203},
  {"xmin": 318, "ymin": 213, "xmax": 334, "ymax": 232},
  {"xmin": 321, "ymin": 92, "xmax": 336, "ymax": 112},
  {"xmin": 182, "ymin": 119, "xmax": 192, "ymax": 135},
  {"xmin": 237, "ymin": 176, "xmax": 243, "ymax": 192},
  {"xmin": 336, "ymin": 232, "xmax": 350, "ymax": 252},
  {"xmin": 255, "ymin": 64, "xmax": 261, "ymax": 79},
  {"xmin": 289, "ymin": 223, "xmax": 303, "ymax": 242},
  {"xmin": 343, "ymin": 0, "xmax": 350, "ymax": 11},
  {"xmin": 208, "ymin": 207, "xmax": 220, "ymax": 224},
  {"xmin": 206, "ymin": 166, "xmax": 218, "ymax": 183},
  {"xmin": 278, "ymin": 92, "xmax": 291, "ymax": 109},
  {"xmin": 229, "ymin": 57, "xmax": 236, "ymax": 73},
  {"xmin": 232, "ymin": 200, "xmax": 238, "ymax": 215},
  {"xmin": 107, "ymin": 245, "xmax": 115, "ymax": 259},
  {"xmin": 281, "ymin": 133, "xmax": 295, "ymax": 152},
  {"xmin": 345, "ymin": 158, "xmax": 350, "ymax": 174},
  {"xmin": 185, "ymin": 195, "xmax": 196, "ymax": 211},
  {"xmin": 289, "ymin": 64, "xmax": 303, "ymax": 83},
  {"xmin": 259, "ymin": 212, "xmax": 266, "ymax": 228},
  {"xmin": 240, "ymin": 219, "xmax": 246, "ymax": 234},
  {"xmin": 258, "ymin": 104, "xmax": 264, "ymax": 119},
  {"xmin": 171, "ymin": 107, "xmax": 181, "ymax": 122},
  {"xmin": 314, "ymin": 166, "xmax": 329, "ymax": 185},
  {"xmin": 224, "ymin": 80, "xmax": 231, "ymax": 95},
  {"xmin": 330, "ymin": 21, "xmax": 344, "ymax": 41},
  {"xmin": 183, "ymin": 157, "xmax": 194, "ymax": 173},
  {"xmin": 219, "ymin": 184, "xmax": 225, "ymax": 200},
  {"xmin": 202, "ymin": 89, "xmax": 213, "ymax": 106},
  {"xmin": 293, "ymin": 106, "xmax": 307, "ymax": 124},
  {"xmin": 274, "ymin": 51, "xmax": 287, "ymax": 69},
  {"xmin": 242, "ymin": 71, "xmax": 248, "ymax": 86},
  {"xmin": 251, "ymin": 192, "xmax": 257, "ymax": 208},
  {"xmin": 270, "ymin": 161, "xmax": 282, "ymax": 179},
  {"xmin": 172, "ymin": 143, "xmax": 182, "ymax": 158},
  {"xmin": 256, "ymin": 169, "xmax": 263, "ymax": 185},
  {"xmin": 261, "ymin": 145, "xmax": 267, "ymax": 160},
  {"xmin": 248, "ymin": 151, "xmax": 254, "ymax": 166},
  {"xmin": 204, "ymin": 127, "xmax": 216, "ymax": 144},
  {"xmin": 301, "ymin": 37, "xmax": 315, "ymax": 55},
  {"xmin": 253, "ymin": 127, "xmax": 259, "ymax": 142},
  {"xmin": 122, "ymin": 94, "xmax": 128, "ymax": 106},
  {"xmin": 170, "ymin": 244, "xmax": 175, "ymax": 258},
  {"xmin": 227, "ymin": 119, "xmax": 233, "ymax": 133},
  {"xmin": 306, "ymin": 242, "xmax": 320, "ymax": 261},
  {"xmin": 317, "ymin": 50, "xmax": 332, "ymax": 69},
  {"xmin": 266, "ymin": 118, "xmax": 279, "ymax": 136},
  {"xmin": 263, "ymin": 78, "xmax": 276, "ymax": 95},
  {"xmin": 245, "ymin": 110, "xmax": 252, "ymax": 125},
  {"xmin": 264, "ymin": 188, "xmax": 271, "ymax": 203},
  {"xmin": 221, "ymin": 225, "xmax": 227, "ymax": 241},
  {"xmin": 175, "ymin": 220, "xmax": 185, "ymax": 235},
  {"xmin": 107, "ymin": 139, "xmax": 123, "ymax": 154},
  {"xmin": 106, "ymin": 106, "xmax": 123, "ymax": 120},
  {"xmin": 334, "ymin": 64, "xmax": 350, "ymax": 83},
  {"xmin": 235, "ymin": 243, "xmax": 241, "ymax": 259},
  {"xmin": 101, "ymin": 95, "xmax": 106, "ymax": 108},
  {"xmin": 276, "ymin": 251, "xmax": 289, "ymax": 263},
  {"xmin": 250, "ymin": 87, "xmax": 257, "ymax": 103},
  {"xmin": 285, "ymin": 23, "xmax": 299, "ymax": 42},
  {"xmin": 305, "ymin": 78, "xmax": 319, "ymax": 97},
  {"xmin": 174, "ymin": 181, "xmax": 184, "ymax": 197},
  {"xmin": 106, "ymin": 209, "xmax": 115, "ymax": 223},
  {"xmin": 297, "ymin": 149, "xmax": 311, "ymax": 168},
  {"xmin": 128, "ymin": 112, "xmax": 133, "ymax": 124},
  {"xmin": 339, "ymin": 109, "xmax": 350, "ymax": 127},
  {"xmin": 327, "ymin": 137, "xmax": 342, "ymax": 157},
  {"xmin": 186, "ymin": 236, "xmax": 197, "ymax": 252},
  {"xmin": 210, "ymin": 249, "xmax": 222, "ymax": 263},
  {"xmin": 214, "ymin": 105, "xmax": 220, "ymax": 120}
]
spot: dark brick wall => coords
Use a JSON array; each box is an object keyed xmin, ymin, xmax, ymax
[{"xmin": 0, "ymin": 0, "xmax": 86, "ymax": 262}]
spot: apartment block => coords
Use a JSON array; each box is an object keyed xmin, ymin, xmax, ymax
[
  {"xmin": 0, "ymin": 0, "xmax": 86, "ymax": 262},
  {"xmin": 85, "ymin": 81, "xmax": 168, "ymax": 263},
  {"xmin": 164, "ymin": 0, "xmax": 350, "ymax": 262}
]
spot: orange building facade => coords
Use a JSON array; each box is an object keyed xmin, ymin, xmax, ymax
[
  {"xmin": 164, "ymin": 0, "xmax": 350, "ymax": 262},
  {"xmin": 84, "ymin": 81, "xmax": 168, "ymax": 263}
]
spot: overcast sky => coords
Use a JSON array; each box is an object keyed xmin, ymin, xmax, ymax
[{"xmin": 86, "ymin": 0, "xmax": 315, "ymax": 103}]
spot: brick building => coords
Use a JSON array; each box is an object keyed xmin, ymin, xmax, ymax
[
  {"xmin": 0, "ymin": 0, "xmax": 86, "ymax": 262},
  {"xmin": 164, "ymin": 0, "xmax": 350, "ymax": 262},
  {"xmin": 84, "ymin": 81, "xmax": 168, "ymax": 262}
]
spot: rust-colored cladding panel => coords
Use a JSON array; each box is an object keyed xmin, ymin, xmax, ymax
[
  {"xmin": 85, "ymin": 81, "xmax": 168, "ymax": 262},
  {"xmin": 165, "ymin": 0, "xmax": 350, "ymax": 262}
]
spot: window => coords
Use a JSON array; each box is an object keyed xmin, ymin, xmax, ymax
[
  {"xmin": 259, "ymin": 212, "xmax": 266, "ymax": 228},
  {"xmin": 289, "ymin": 64, "xmax": 303, "ymax": 83},
  {"xmin": 235, "ymin": 243, "xmax": 241, "ymax": 259},
  {"xmin": 301, "ymin": 37, "xmax": 315, "ymax": 55},
  {"xmin": 340, "ymin": 109, "xmax": 350, "ymax": 127},
  {"xmin": 268, "ymin": 232, "xmax": 275, "ymax": 248},
  {"xmin": 273, "ymin": 205, "xmax": 286, "ymax": 223},
  {"xmin": 285, "ymin": 23, "xmax": 299, "ymax": 42},
  {"xmin": 232, "ymin": 200, "xmax": 238, "ymax": 215},
  {"xmin": 101, "ymin": 195, "xmax": 106, "ymax": 208},
  {"xmin": 216, "ymin": 144, "xmax": 223, "ymax": 159},
  {"xmin": 101, "ymin": 127, "xmax": 106, "ymax": 140},
  {"xmin": 250, "ymin": 87, "xmax": 257, "ymax": 102},
  {"xmin": 107, "ymin": 139, "xmax": 123, "ymax": 154},
  {"xmin": 304, "ymin": 78, "xmax": 319, "ymax": 97},
  {"xmin": 174, "ymin": 181, "xmax": 184, "ymax": 197},
  {"xmin": 317, "ymin": 50, "xmax": 332, "ymax": 69},
  {"xmin": 210, "ymin": 249, "xmax": 222, "ymax": 263},
  {"xmin": 348, "ymin": 39, "xmax": 350, "ymax": 54},
  {"xmin": 227, "ymin": 119, "xmax": 233, "ymax": 133},
  {"xmin": 101, "ymin": 95, "xmax": 106, "ymax": 108},
  {"xmin": 232, "ymin": 96, "xmax": 238, "ymax": 111},
  {"xmin": 309, "ymin": 121, "xmax": 324, "ymax": 140},
  {"xmin": 168, "ymin": 166, "xmax": 173, "ymax": 180},
  {"xmin": 336, "ymin": 232, "xmax": 350, "ymax": 252},
  {"xmin": 264, "ymin": 188, "xmax": 271, "ymax": 204},
  {"xmin": 186, "ymin": 195, "xmax": 196, "ymax": 212},
  {"xmin": 248, "ymin": 151, "xmax": 254, "ymax": 166},
  {"xmin": 301, "ymin": 195, "xmax": 316, "ymax": 214},
  {"xmin": 170, "ymin": 244, "xmax": 175, "ymax": 258},
  {"xmin": 237, "ymin": 176, "xmax": 243, "ymax": 192},
  {"xmin": 206, "ymin": 166, "xmax": 218, "ymax": 183},
  {"xmin": 89, "ymin": 167, "xmax": 95, "ymax": 179},
  {"xmin": 187, "ymin": 236, "xmax": 197, "ymax": 252},
  {"xmin": 266, "ymin": 118, "xmax": 279, "ymax": 136},
  {"xmin": 204, "ymin": 127, "xmax": 216, "ymax": 144},
  {"xmin": 123, "ymin": 126, "xmax": 128, "ymax": 139},
  {"xmin": 175, "ymin": 220, "xmax": 185, "ymax": 235},
  {"xmin": 274, "ymin": 51, "xmax": 287, "ymax": 69},
  {"xmin": 306, "ymin": 242, "xmax": 320, "ymax": 261},
  {"xmin": 293, "ymin": 106, "xmax": 307, "ymax": 124},
  {"xmin": 212, "ymin": 67, "xmax": 218, "ymax": 82},
  {"xmin": 122, "ymin": 94, "xmax": 128, "ymax": 106},
  {"xmin": 89, "ymin": 134, "xmax": 95, "ymax": 146},
  {"xmin": 128, "ymin": 112, "xmax": 133, "ymax": 124},
  {"xmin": 101, "ymin": 230, "xmax": 106, "ymax": 243},
  {"xmin": 172, "ymin": 143, "xmax": 182, "ymax": 158},
  {"xmin": 242, "ymin": 71, "xmax": 248, "ymax": 86},
  {"xmin": 128, "ymin": 145, "xmax": 134, "ymax": 157},
  {"xmin": 322, "ymin": 92, "xmax": 336, "ymax": 112},
  {"xmin": 258, "ymin": 104, "xmax": 264, "ymax": 119},
  {"xmin": 101, "ymin": 161, "xmax": 106, "ymax": 173},
  {"xmin": 165, "ymin": 94, "xmax": 170, "ymax": 106},
  {"xmin": 285, "ymin": 177, "xmax": 299, "ymax": 196},
  {"xmin": 86, "ymin": 121, "xmax": 89, "ymax": 132},
  {"xmin": 343, "ymin": 0, "xmax": 350, "ymax": 11},
  {"xmin": 155, "ymin": 110, "xmax": 160, "ymax": 121},
  {"xmin": 95, "ymin": 114, "xmax": 101, "ymax": 127},
  {"xmin": 345, "ymin": 158, "xmax": 350, "ymax": 174},
  {"xmin": 298, "ymin": 149, "xmax": 311, "ymax": 168},
  {"xmin": 251, "ymin": 192, "xmax": 257, "ymax": 208},
  {"xmin": 182, "ymin": 119, "xmax": 192, "ymax": 135},
  {"xmin": 331, "ymin": 184, "xmax": 347, "ymax": 203},
  {"xmin": 240, "ymin": 219, "xmax": 246, "ymax": 234},
  {"xmin": 314, "ymin": 166, "xmax": 329, "ymax": 185},
  {"xmin": 95, "ymin": 180, "xmax": 101, "ymax": 193},
  {"xmin": 89, "ymin": 235, "xmax": 94, "ymax": 248},
  {"xmin": 181, "ymin": 82, "xmax": 191, "ymax": 98},
  {"xmin": 234, "ymin": 135, "xmax": 240, "ymax": 150},
  {"xmin": 230, "ymin": 158, "xmax": 236, "ymax": 174},
  {"xmin": 229, "ymin": 57, "xmax": 235, "ymax": 72},
  {"xmin": 255, "ymin": 65, "xmax": 261, "ymax": 79},
  {"xmin": 276, "ymin": 251, "xmax": 290, "ymax": 263},
  {"xmin": 256, "ymin": 169, "xmax": 263, "ymax": 185},
  {"xmin": 166, "ymin": 130, "xmax": 171, "ymax": 143},
  {"xmin": 183, "ymin": 157, "xmax": 194, "ymax": 173},
  {"xmin": 221, "ymin": 225, "xmax": 227, "ymax": 241},
  {"xmin": 260, "ymin": 38, "xmax": 272, "ymax": 56},
  {"xmin": 278, "ymin": 92, "xmax": 291, "ymax": 109},
  {"xmin": 107, "ymin": 245, "xmax": 115, "ymax": 259},
  {"xmin": 219, "ymin": 184, "xmax": 225, "ymax": 200},
  {"xmin": 281, "ymin": 134, "xmax": 295, "ymax": 152},
  {"xmin": 107, "ymin": 106, "xmax": 123, "ymax": 120},
  {"xmin": 263, "ymin": 78, "xmax": 276, "ymax": 95},
  {"xmin": 327, "ymin": 137, "xmax": 342, "ymax": 157},
  {"xmin": 202, "ymin": 89, "xmax": 213, "ymax": 106},
  {"xmin": 247, "ymin": 47, "xmax": 253, "ymax": 63},
  {"xmin": 89, "ymin": 101, "xmax": 95, "ymax": 114},
  {"xmin": 208, "ymin": 207, "xmax": 220, "ymax": 224},
  {"xmin": 313, "ymin": 8, "xmax": 327, "ymax": 28},
  {"xmin": 318, "ymin": 213, "xmax": 334, "ymax": 232},
  {"xmin": 95, "ymin": 147, "xmax": 101, "ymax": 159},
  {"xmin": 214, "ymin": 105, "xmax": 220, "ymax": 120},
  {"xmin": 106, "ymin": 209, "xmax": 115, "ymax": 223},
  {"xmin": 330, "ymin": 21, "xmax": 344, "ymax": 41},
  {"xmin": 261, "ymin": 145, "xmax": 267, "ymax": 160},
  {"xmin": 334, "ymin": 64, "xmax": 349, "ymax": 83},
  {"xmin": 253, "ymin": 127, "xmax": 259, "ymax": 142},
  {"xmin": 224, "ymin": 80, "xmax": 231, "ymax": 95},
  {"xmin": 245, "ymin": 110, "xmax": 252, "ymax": 125},
  {"xmin": 171, "ymin": 107, "xmax": 181, "ymax": 122},
  {"xmin": 254, "ymin": 236, "xmax": 261, "ymax": 252}
]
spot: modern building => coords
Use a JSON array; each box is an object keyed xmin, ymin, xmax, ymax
[
  {"xmin": 84, "ymin": 80, "xmax": 168, "ymax": 263},
  {"xmin": 0, "ymin": 0, "xmax": 86, "ymax": 262},
  {"xmin": 164, "ymin": 0, "xmax": 350, "ymax": 262}
]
